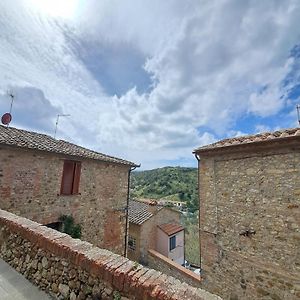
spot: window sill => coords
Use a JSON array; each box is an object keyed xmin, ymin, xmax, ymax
[{"xmin": 57, "ymin": 193, "xmax": 81, "ymax": 196}]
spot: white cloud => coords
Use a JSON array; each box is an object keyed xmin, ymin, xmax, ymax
[
  {"xmin": 0, "ymin": 87, "xmax": 60, "ymax": 132},
  {"xmin": 0, "ymin": 0, "xmax": 300, "ymax": 168},
  {"xmin": 0, "ymin": 1, "xmax": 104, "ymax": 103}
]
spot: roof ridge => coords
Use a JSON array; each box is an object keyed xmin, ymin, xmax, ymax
[
  {"xmin": 0, "ymin": 125, "xmax": 138, "ymax": 166},
  {"xmin": 0, "ymin": 124, "xmax": 57, "ymax": 140},
  {"xmin": 128, "ymin": 199, "xmax": 164, "ymax": 225},
  {"xmin": 57, "ymin": 138, "xmax": 135, "ymax": 164},
  {"xmin": 158, "ymin": 223, "xmax": 184, "ymax": 236},
  {"xmin": 194, "ymin": 127, "xmax": 300, "ymax": 153}
]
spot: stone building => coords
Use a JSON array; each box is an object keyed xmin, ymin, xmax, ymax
[
  {"xmin": 128, "ymin": 200, "xmax": 184, "ymax": 265},
  {"xmin": 0, "ymin": 125, "xmax": 138, "ymax": 255},
  {"xmin": 194, "ymin": 128, "xmax": 300, "ymax": 299}
]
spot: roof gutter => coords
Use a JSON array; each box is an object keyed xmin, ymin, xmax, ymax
[{"xmin": 124, "ymin": 164, "xmax": 140, "ymax": 257}]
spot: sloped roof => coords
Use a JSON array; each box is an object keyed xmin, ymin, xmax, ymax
[
  {"xmin": 194, "ymin": 127, "xmax": 300, "ymax": 153},
  {"xmin": 128, "ymin": 200, "xmax": 163, "ymax": 225},
  {"xmin": 0, "ymin": 125, "xmax": 138, "ymax": 167},
  {"xmin": 158, "ymin": 223, "xmax": 184, "ymax": 236}
]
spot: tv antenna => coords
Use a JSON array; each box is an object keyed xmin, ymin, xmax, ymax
[
  {"xmin": 7, "ymin": 90, "xmax": 15, "ymax": 115},
  {"xmin": 54, "ymin": 114, "xmax": 70, "ymax": 139},
  {"xmin": 297, "ymin": 105, "xmax": 300, "ymax": 126},
  {"xmin": 1, "ymin": 90, "xmax": 15, "ymax": 127}
]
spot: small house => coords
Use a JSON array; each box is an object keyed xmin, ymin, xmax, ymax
[
  {"xmin": 128, "ymin": 200, "xmax": 184, "ymax": 265},
  {"xmin": 157, "ymin": 223, "xmax": 185, "ymax": 264}
]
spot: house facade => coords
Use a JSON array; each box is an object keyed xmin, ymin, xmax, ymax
[
  {"xmin": 0, "ymin": 125, "xmax": 138, "ymax": 255},
  {"xmin": 128, "ymin": 200, "xmax": 184, "ymax": 265},
  {"xmin": 157, "ymin": 223, "xmax": 184, "ymax": 265},
  {"xmin": 194, "ymin": 128, "xmax": 300, "ymax": 300}
]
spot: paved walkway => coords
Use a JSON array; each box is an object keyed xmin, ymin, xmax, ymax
[{"xmin": 0, "ymin": 259, "xmax": 52, "ymax": 300}]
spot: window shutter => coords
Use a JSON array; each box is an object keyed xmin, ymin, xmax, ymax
[
  {"xmin": 72, "ymin": 162, "xmax": 81, "ymax": 194},
  {"xmin": 61, "ymin": 161, "xmax": 75, "ymax": 195}
]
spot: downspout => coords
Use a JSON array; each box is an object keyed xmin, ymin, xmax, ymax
[
  {"xmin": 124, "ymin": 165, "xmax": 139, "ymax": 257},
  {"xmin": 183, "ymin": 227, "xmax": 186, "ymax": 266},
  {"xmin": 194, "ymin": 153, "xmax": 202, "ymax": 270}
]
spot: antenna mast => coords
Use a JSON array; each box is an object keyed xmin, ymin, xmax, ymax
[
  {"xmin": 297, "ymin": 105, "xmax": 300, "ymax": 126},
  {"xmin": 54, "ymin": 114, "xmax": 70, "ymax": 139},
  {"xmin": 8, "ymin": 90, "xmax": 15, "ymax": 116}
]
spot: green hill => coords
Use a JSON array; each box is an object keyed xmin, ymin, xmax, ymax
[{"xmin": 131, "ymin": 166, "xmax": 199, "ymax": 212}]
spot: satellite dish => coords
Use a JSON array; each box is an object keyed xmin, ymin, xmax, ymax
[{"xmin": 1, "ymin": 113, "xmax": 12, "ymax": 125}]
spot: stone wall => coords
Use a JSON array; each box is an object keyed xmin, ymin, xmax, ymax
[
  {"xmin": 148, "ymin": 249, "xmax": 201, "ymax": 288},
  {"xmin": 198, "ymin": 143, "xmax": 300, "ymax": 299},
  {"xmin": 127, "ymin": 223, "xmax": 141, "ymax": 262},
  {"xmin": 0, "ymin": 146, "xmax": 130, "ymax": 254},
  {"xmin": 0, "ymin": 209, "xmax": 221, "ymax": 300}
]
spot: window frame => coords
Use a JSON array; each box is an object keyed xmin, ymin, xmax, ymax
[
  {"xmin": 60, "ymin": 160, "xmax": 82, "ymax": 196},
  {"xmin": 128, "ymin": 235, "xmax": 137, "ymax": 251},
  {"xmin": 169, "ymin": 235, "xmax": 176, "ymax": 251}
]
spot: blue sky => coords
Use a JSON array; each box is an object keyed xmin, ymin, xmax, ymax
[{"xmin": 0, "ymin": 0, "xmax": 300, "ymax": 169}]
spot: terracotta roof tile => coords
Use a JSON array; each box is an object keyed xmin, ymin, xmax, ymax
[
  {"xmin": 0, "ymin": 125, "xmax": 138, "ymax": 166},
  {"xmin": 158, "ymin": 223, "xmax": 184, "ymax": 236},
  {"xmin": 194, "ymin": 127, "xmax": 300, "ymax": 153},
  {"xmin": 128, "ymin": 200, "xmax": 163, "ymax": 225}
]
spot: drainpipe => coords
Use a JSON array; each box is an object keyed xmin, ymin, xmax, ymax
[
  {"xmin": 184, "ymin": 227, "xmax": 186, "ymax": 266},
  {"xmin": 124, "ymin": 165, "xmax": 139, "ymax": 257},
  {"xmin": 194, "ymin": 153, "xmax": 202, "ymax": 270}
]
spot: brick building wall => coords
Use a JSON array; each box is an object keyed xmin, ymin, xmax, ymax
[
  {"xmin": 198, "ymin": 143, "xmax": 300, "ymax": 299},
  {"xmin": 0, "ymin": 145, "xmax": 130, "ymax": 255}
]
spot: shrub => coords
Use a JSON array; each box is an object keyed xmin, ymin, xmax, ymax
[{"xmin": 59, "ymin": 215, "xmax": 82, "ymax": 239}]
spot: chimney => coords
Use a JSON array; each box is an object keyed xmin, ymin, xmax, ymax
[{"xmin": 147, "ymin": 200, "xmax": 158, "ymax": 214}]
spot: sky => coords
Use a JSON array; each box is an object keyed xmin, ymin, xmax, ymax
[{"xmin": 0, "ymin": 0, "xmax": 300, "ymax": 170}]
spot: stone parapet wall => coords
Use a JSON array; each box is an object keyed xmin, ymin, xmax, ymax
[
  {"xmin": 148, "ymin": 249, "xmax": 201, "ymax": 288},
  {"xmin": 0, "ymin": 209, "xmax": 221, "ymax": 300}
]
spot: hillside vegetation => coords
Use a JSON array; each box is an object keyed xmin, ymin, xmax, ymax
[
  {"xmin": 131, "ymin": 166, "xmax": 198, "ymax": 212},
  {"xmin": 183, "ymin": 211, "xmax": 200, "ymax": 265},
  {"xmin": 131, "ymin": 166, "xmax": 200, "ymax": 265},
  {"xmin": 131, "ymin": 167, "xmax": 200, "ymax": 265}
]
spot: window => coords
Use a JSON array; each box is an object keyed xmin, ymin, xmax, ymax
[
  {"xmin": 128, "ymin": 235, "xmax": 136, "ymax": 251},
  {"xmin": 60, "ymin": 161, "xmax": 81, "ymax": 195},
  {"xmin": 169, "ymin": 235, "xmax": 176, "ymax": 251},
  {"xmin": 44, "ymin": 222, "xmax": 63, "ymax": 232}
]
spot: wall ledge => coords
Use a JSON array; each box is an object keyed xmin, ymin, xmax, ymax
[
  {"xmin": 148, "ymin": 249, "xmax": 201, "ymax": 285},
  {"xmin": 0, "ymin": 209, "xmax": 221, "ymax": 300}
]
